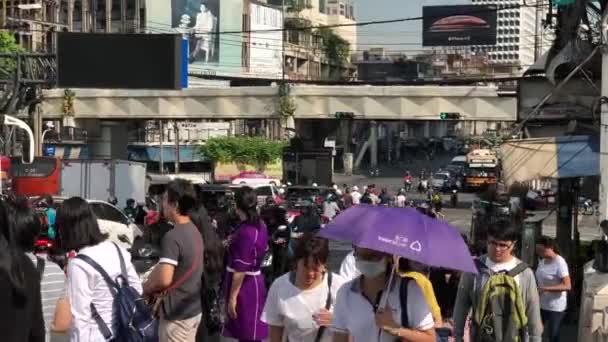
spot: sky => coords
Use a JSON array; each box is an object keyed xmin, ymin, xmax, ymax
[{"xmin": 355, "ymin": 0, "xmax": 471, "ymax": 53}]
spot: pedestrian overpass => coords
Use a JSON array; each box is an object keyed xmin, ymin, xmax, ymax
[{"xmin": 40, "ymin": 85, "xmax": 516, "ymax": 121}]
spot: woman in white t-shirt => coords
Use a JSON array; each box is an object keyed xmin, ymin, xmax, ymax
[
  {"xmin": 262, "ymin": 233, "xmax": 345, "ymax": 342},
  {"xmin": 535, "ymin": 236, "xmax": 571, "ymax": 342}
]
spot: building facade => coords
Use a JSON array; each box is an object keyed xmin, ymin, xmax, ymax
[{"xmin": 469, "ymin": 0, "xmax": 553, "ymax": 71}]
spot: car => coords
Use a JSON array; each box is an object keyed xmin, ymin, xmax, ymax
[
  {"xmin": 32, "ymin": 196, "xmax": 143, "ymax": 250},
  {"xmin": 230, "ymin": 171, "xmax": 280, "ymax": 186},
  {"xmin": 230, "ymin": 183, "xmax": 281, "ymax": 206},
  {"xmin": 431, "ymin": 172, "xmax": 455, "ymax": 192}
]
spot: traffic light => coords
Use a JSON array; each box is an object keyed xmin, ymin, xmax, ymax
[
  {"xmin": 335, "ymin": 111, "xmax": 355, "ymax": 119},
  {"xmin": 439, "ymin": 112, "xmax": 461, "ymax": 120}
]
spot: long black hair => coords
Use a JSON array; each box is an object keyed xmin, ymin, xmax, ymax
[
  {"xmin": 235, "ymin": 186, "xmax": 261, "ymax": 226},
  {"xmin": 56, "ymin": 197, "xmax": 108, "ymax": 251},
  {"xmin": 188, "ymin": 202, "xmax": 224, "ymax": 275},
  {"xmin": 0, "ymin": 198, "xmax": 28, "ymax": 302},
  {"xmin": 7, "ymin": 197, "xmax": 41, "ymax": 252}
]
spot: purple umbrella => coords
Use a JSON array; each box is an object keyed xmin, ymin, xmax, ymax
[{"xmin": 318, "ymin": 205, "xmax": 477, "ymax": 274}]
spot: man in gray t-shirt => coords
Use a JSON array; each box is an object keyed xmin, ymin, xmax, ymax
[
  {"xmin": 158, "ymin": 222, "xmax": 204, "ymax": 321},
  {"xmin": 143, "ymin": 179, "xmax": 205, "ymax": 342}
]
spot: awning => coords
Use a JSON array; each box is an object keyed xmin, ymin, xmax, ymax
[
  {"xmin": 127, "ymin": 145, "xmax": 210, "ymax": 163},
  {"xmin": 501, "ymin": 135, "xmax": 599, "ymax": 186}
]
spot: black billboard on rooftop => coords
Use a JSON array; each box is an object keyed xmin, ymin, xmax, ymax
[
  {"xmin": 422, "ymin": 5, "xmax": 497, "ymax": 46},
  {"xmin": 57, "ymin": 33, "xmax": 184, "ymax": 89}
]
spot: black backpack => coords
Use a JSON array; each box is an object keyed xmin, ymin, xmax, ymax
[{"xmin": 77, "ymin": 243, "xmax": 158, "ymax": 342}]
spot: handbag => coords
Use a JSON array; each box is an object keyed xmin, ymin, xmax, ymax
[{"xmin": 151, "ymin": 230, "xmax": 203, "ymax": 319}]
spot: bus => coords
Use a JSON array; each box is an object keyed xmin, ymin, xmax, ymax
[{"xmin": 465, "ymin": 149, "xmax": 498, "ymax": 191}]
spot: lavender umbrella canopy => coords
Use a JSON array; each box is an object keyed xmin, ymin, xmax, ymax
[{"xmin": 318, "ymin": 205, "xmax": 478, "ymax": 274}]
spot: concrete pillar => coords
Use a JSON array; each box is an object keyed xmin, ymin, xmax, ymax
[
  {"xmin": 82, "ymin": 0, "xmax": 90, "ymax": 32},
  {"xmin": 134, "ymin": 0, "xmax": 141, "ymax": 32},
  {"xmin": 67, "ymin": 0, "xmax": 74, "ymax": 31},
  {"xmin": 105, "ymin": 0, "xmax": 112, "ymax": 32},
  {"xmin": 423, "ymin": 121, "xmax": 431, "ymax": 138},
  {"xmin": 343, "ymin": 152, "xmax": 353, "ymax": 176},
  {"xmin": 370, "ymin": 121, "xmax": 378, "ymax": 168},
  {"xmin": 556, "ymin": 178, "xmax": 575, "ymax": 262}
]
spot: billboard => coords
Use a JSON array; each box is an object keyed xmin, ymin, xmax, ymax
[
  {"xmin": 172, "ymin": 0, "xmax": 220, "ymax": 64},
  {"xmin": 249, "ymin": 3, "xmax": 283, "ymax": 77},
  {"xmin": 57, "ymin": 33, "xmax": 183, "ymax": 89},
  {"xmin": 422, "ymin": 5, "xmax": 497, "ymax": 46}
]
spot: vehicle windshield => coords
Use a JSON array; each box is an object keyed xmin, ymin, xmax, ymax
[
  {"xmin": 433, "ymin": 174, "xmax": 449, "ymax": 181},
  {"xmin": 468, "ymin": 167, "xmax": 496, "ymax": 178}
]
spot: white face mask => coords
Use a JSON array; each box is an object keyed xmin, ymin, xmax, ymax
[{"xmin": 355, "ymin": 259, "xmax": 386, "ymax": 278}]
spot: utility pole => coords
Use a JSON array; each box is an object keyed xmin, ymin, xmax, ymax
[
  {"xmin": 159, "ymin": 120, "xmax": 164, "ymax": 174},
  {"xmin": 600, "ymin": 7, "xmax": 608, "ymax": 226},
  {"xmin": 174, "ymin": 121, "xmax": 180, "ymax": 174},
  {"xmin": 281, "ymin": 0, "xmax": 286, "ymax": 81}
]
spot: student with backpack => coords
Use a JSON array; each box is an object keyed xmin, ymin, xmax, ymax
[
  {"xmin": 332, "ymin": 246, "xmax": 436, "ymax": 342},
  {"xmin": 57, "ymin": 197, "xmax": 147, "ymax": 342},
  {"xmin": 452, "ymin": 222, "xmax": 542, "ymax": 342}
]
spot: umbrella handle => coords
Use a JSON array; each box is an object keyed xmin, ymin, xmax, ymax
[{"xmin": 378, "ymin": 265, "xmax": 396, "ymax": 311}]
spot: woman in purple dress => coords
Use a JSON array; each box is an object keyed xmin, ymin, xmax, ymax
[{"xmin": 223, "ymin": 186, "xmax": 269, "ymax": 342}]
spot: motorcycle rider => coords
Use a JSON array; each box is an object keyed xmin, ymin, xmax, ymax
[
  {"xmin": 123, "ymin": 198, "xmax": 137, "ymax": 220},
  {"xmin": 261, "ymin": 197, "xmax": 290, "ymax": 281},
  {"xmin": 289, "ymin": 202, "xmax": 322, "ymax": 261},
  {"xmin": 451, "ymin": 189, "xmax": 458, "ymax": 208},
  {"xmin": 403, "ymin": 171, "xmax": 413, "ymax": 192},
  {"xmin": 322, "ymin": 194, "xmax": 341, "ymax": 222}
]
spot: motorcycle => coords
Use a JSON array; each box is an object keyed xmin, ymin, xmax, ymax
[
  {"xmin": 451, "ymin": 189, "xmax": 458, "ymax": 208},
  {"xmin": 418, "ymin": 180, "xmax": 429, "ymax": 194},
  {"xmin": 581, "ymin": 198, "xmax": 597, "ymax": 216},
  {"xmin": 369, "ymin": 167, "xmax": 380, "ymax": 177},
  {"xmin": 404, "ymin": 177, "xmax": 413, "ymax": 192}
]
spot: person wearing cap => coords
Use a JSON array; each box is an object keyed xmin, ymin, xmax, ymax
[{"xmin": 351, "ymin": 186, "xmax": 362, "ymax": 205}]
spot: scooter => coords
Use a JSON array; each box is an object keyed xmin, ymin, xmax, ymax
[{"xmin": 451, "ymin": 189, "xmax": 458, "ymax": 208}]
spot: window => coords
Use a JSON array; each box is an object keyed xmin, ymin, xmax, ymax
[
  {"xmin": 90, "ymin": 203, "xmax": 129, "ymax": 226},
  {"xmin": 515, "ymin": 53, "xmax": 519, "ymax": 59},
  {"xmin": 242, "ymin": 42, "xmax": 249, "ymax": 68},
  {"xmin": 332, "ymin": 8, "xmax": 337, "ymax": 15},
  {"xmin": 255, "ymin": 186, "xmax": 273, "ymax": 196},
  {"xmin": 319, "ymin": 0, "xmax": 326, "ymax": 13}
]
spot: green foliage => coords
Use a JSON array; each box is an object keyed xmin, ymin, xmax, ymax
[
  {"xmin": 200, "ymin": 136, "xmax": 287, "ymax": 170},
  {"xmin": 0, "ymin": 32, "xmax": 24, "ymax": 75},
  {"xmin": 277, "ymin": 83, "xmax": 296, "ymax": 117},
  {"xmin": 317, "ymin": 27, "xmax": 350, "ymax": 66}
]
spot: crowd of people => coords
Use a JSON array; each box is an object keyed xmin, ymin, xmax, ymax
[{"xmin": 0, "ymin": 178, "xmax": 573, "ymax": 342}]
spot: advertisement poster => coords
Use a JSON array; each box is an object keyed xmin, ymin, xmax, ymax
[
  {"xmin": 172, "ymin": 0, "xmax": 220, "ymax": 64},
  {"xmin": 249, "ymin": 3, "xmax": 283, "ymax": 77},
  {"xmin": 422, "ymin": 5, "xmax": 497, "ymax": 46}
]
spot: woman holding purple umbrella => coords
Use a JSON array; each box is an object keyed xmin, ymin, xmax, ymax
[
  {"xmin": 222, "ymin": 186, "xmax": 269, "ymax": 342},
  {"xmin": 332, "ymin": 246, "xmax": 436, "ymax": 342}
]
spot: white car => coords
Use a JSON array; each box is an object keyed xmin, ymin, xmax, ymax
[
  {"xmin": 41, "ymin": 197, "xmax": 143, "ymax": 250},
  {"xmin": 87, "ymin": 200, "xmax": 144, "ymax": 250}
]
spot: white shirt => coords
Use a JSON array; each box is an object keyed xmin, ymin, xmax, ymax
[
  {"xmin": 396, "ymin": 195, "xmax": 407, "ymax": 208},
  {"xmin": 536, "ymin": 255, "xmax": 569, "ymax": 312},
  {"xmin": 339, "ymin": 251, "xmax": 360, "ymax": 282},
  {"xmin": 322, "ymin": 201, "xmax": 340, "ymax": 220},
  {"xmin": 351, "ymin": 191, "xmax": 362, "ymax": 205},
  {"xmin": 262, "ymin": 272, "xmax": 346, "ymax": 342},
  {"xmin": 332, "ymin": 277, "xmax": 434, "ymax": 342},
  {"xmin": 67, "ymin": 241, "xmax": 142, "ymax": 342}
]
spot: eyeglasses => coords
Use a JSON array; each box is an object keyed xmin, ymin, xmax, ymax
[{"xmin": 488, "ymin": 240, "xmax": 514, "ymax": 250}]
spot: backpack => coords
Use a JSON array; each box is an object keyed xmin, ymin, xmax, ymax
[
  {"xmin": 76, "ymin": 243, "xmax": 158, "ymax": 342},
  {"xmin": 473, "ymin": 258, "xmax": 529, "ymax": 342}
]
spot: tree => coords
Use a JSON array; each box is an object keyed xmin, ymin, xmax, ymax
[
  {"xmin": 200, "ymin": 136, "xmax": 287, "ymax": 171},
  {"xmin": 0, "ymin": 31, "xmax": 24, "ymax": 77},
  {"xmin": 317, "ymin": 27, "xmax": 350, "ymax": 67}
]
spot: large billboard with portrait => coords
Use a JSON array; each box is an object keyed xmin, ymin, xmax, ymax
[
  {"xmin": 172, "ymin": 0, "xmax": 220, "ymax": 64},
  {"xmin": 422, "ymin": 5, "xmax": 497, "ymax": 46}
]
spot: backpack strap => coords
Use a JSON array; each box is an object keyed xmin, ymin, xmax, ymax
[
  {"xmin": 507, "ymin": 262, "xmax": 529, "ymax": 277},
  {"xmin": 400, "ymin": 278, "xmax": 410, "ymax": 329},
  {"xmin": 36, "ymin": 257, "xmax": 45, "ymax": 282},
  {"xmin": 111, "ymin": 242, "xmax": 129, "ymax": 287},
  {"xmin": 313, "ymin": 272, "xmax": 333, "ymax": 342}
]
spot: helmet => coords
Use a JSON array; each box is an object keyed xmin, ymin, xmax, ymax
[
  {"xmin": 312, "ymin": 183, "xmax": 318, "ymax": 187},
  {"xmin": 108, "ymin": 196, "xmax": 118, "ymax": 206},
  {"xmin": 352, "ymin": 185, "xmax": 359, "ymax": 191}
]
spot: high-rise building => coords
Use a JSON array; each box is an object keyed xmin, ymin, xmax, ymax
[{"xmin": 469, "ymin": 0, "xmax": 553, "ymax": 72}]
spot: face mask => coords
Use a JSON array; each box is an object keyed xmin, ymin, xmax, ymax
[{"xmin": 356, "ymin": 259, "xmax": 386, "ymax": 278}]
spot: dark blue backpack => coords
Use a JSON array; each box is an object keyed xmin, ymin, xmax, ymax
[{"xmin": 77, "ymin": 243, "xmax": 158, "ymax": 342}]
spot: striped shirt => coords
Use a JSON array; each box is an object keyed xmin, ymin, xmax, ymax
[{"xmin": 27, "ymin": 252, "xmax": 67, "ymax": 342}]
